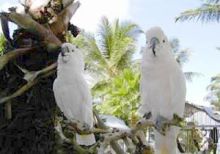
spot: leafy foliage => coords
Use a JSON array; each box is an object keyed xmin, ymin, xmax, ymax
[
  {"xmin": 95, "ymin": 68, "xmax": 140, "ymax": 124},
  {"xmin": 176, "ymin": 1, "xmax": 220, "ymax": 22},
  {"xmin": 0, "ymin": 35, "xmax": 6, "ymax": 55},
  {"xmin": 70, "ymin": 18, "xmax": 141, "ymax": 124},
  {"xmin": 207, "ymin": 73, "xmax": 220, "ymax": 110},
  {"xmin": 72, "ymin": 17, "xmax": 140, "ymax": 79}
]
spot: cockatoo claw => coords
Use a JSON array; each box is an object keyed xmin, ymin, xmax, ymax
[
  {"xmin": 143, "ymin": 112, "xmax": 152, "ymax": 120},
  {"xmin": 155, "ymin": 115, "xmax": 169, "ymax": 136},
  {"xmin": 172, "ymin": 113, "xmax": 185, "ymax": 127}
]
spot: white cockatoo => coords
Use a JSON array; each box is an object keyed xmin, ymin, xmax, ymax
[
  {"xmin": 53, "ymin": 43, "xmax": 96, "ymax": 146},
  {"xmin": 138, "ymin": 27, "xmax": 186, "ymax": 154}
]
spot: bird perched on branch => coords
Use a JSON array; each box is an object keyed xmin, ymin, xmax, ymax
[
  {"xmin": 138, "ymin": 27, "xmax": 186, "ymax": 154},
  {"xmin": 53, "ymin": 43, "xmax": 96, "ymax": 146}
]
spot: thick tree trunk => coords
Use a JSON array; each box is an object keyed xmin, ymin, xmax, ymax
[
  {"xmin": 0, "ymin": 40, "xmax": 58, "ymax": 153},
  {"xmin": 0, "ymin": 1, "xmax": 81, "ymax": 153}
]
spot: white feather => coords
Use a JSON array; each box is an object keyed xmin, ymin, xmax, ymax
[
  {"xmin": 53, "ymin": 43, "xmax": 95, "ymax": 146},
  {"xmin": 138, "ymin": 27, "xmax": 186, "ymax": 154}
]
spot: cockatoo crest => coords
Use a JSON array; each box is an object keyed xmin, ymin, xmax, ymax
[
  {"xmin": 145, "ymin": 27, "xmax": 171, "ymax": 57},
  {"xmin": 58, "ymin": 43, "xmax": 84, "ymax": 72}
]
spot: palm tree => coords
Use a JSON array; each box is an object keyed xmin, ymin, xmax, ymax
[
  {"xmin": 176, "ymin": 0, "xmax": 220, "ymax": 22},
  {"xmin": 69, "ymin": 17, "xmax": 141, "ymax": 125},
  {"xmin": 71, "ymin": 17, "xmax": 141, "ymax": 96}
]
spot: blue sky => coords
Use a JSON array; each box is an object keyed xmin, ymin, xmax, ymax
[{"xmin": 0, "ymin": 0, "xmax": 219, "ymax": 106}]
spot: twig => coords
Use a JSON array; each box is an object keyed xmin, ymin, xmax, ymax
[
  {"xmin": 68, "ymin": 125, "xmax": 110, "ymax": 134},
  {"xmin": 50, "ymin": 1, "xmax": 80, "ymax": 37},
  {"xmin": 0, "ymin": 47, "xmax": 35, "ymax": 71},
  {"xmin": 55, "ymin": 119, "xmax": 71, "ymax": 144},
  {"xmin": 93, "ymin": 109, "xmax": 126, "ymax": 154},
  {"xmin": 55, "ymin": 117, "xmax": 97, "ymax": 154},
  {"xmin": 93, "ymin": 109, "xmax": 108, "ymax": 129},
  {"xmin": 64, "ymin": 112, "xmax": 184, "ymax": 153},
  {"xmin": 0, "ymin": 63, "xmax": 57, "ymax": 104},
  {"xmin": 0, "ymin": 12, "xmax": 62, "ymax": 49},
  {"xmin": 123, "ymin": 137, "xmax": 135, "ymax": 153}
]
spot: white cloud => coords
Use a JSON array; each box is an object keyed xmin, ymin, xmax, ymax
[
  {"xmin": 0, "ymin": 0, "xmax": 130, "ymax": 34},
  {"xmin": 72, "ymin": 0, "xmax": 130, "ymax": 32}
]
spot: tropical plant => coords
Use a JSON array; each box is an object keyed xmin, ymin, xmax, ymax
[
  {"xmin": 0, "ymin": 34, "xmax": 6, "ymax": 55},
  {"xmin": 95, "ymin": 68, "xmax": 140, "ymax": 124},
  {"xmin": 71, "ymin": 17, "xmax": 140, "ymax": 94},
  {"xmin": 207, "ymin": 73, "xmax": 220, "ymax": 110},
  {"xmin": 176, "ymin": 0, "xmax": 220, "ymax": 22},
  {"xmin": 69, "ymin": 18, "xmax": 141, "ymax": 125}
]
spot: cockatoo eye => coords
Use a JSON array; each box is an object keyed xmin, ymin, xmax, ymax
[
  {"xmin": 72, "ymin": 50, "xmax": 74, "ymax": 52},
  {"xmin": 163, "ymin": 40, "xmax": 165, "ymax": 43}
]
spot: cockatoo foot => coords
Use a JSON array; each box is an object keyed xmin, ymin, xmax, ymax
[
  {"xmin": 143, "ymin": 112, "xmax": 152, "ymax": 120},
  {"xmin": 69, "ymin": 119, "xmax": 90, "ymax": 132},
  {"xmin": 172, "ymin": 114, "xmax": 185, "ymax": 127},
  {"xmin": 136, "ymin": 112, "xmax": 153, "ymax": 127},
  {"xmin": 155, "ymin": 115, "xmax": 169, "ymax": 136}
]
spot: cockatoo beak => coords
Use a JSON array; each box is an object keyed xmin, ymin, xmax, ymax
[
  {"xmin": 60, "ymin": 46, "xmax": 71, "ymax": 63},
  {"xmin": 61, "ymin": 46, "xmax": 69, "ymax": 57},
  {"xmin": 150, "ymin": 37, "xmax": 159, "ymax": 56}
]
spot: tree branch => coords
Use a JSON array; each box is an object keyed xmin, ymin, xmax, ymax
[
  {"xmin": 55, "ymin": 117, "xmax": 97, "ymax": 154},
  {"xmin": 0, "ymin": 47, "xmax": 35, "ymax": 71},
  {"xmin": 0, "ymin": 12, "xmax": 62, "ymax": 49},
  {"xmin": 50, "ymin": 1, "xmax": 81, "ymax": 37},
  {"xmin": 0, "ymin": 63, "xmax": 57, "ymax": 104}
]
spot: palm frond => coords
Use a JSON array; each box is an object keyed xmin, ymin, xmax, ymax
[
  {"xmin": 207, "ymin": 83, "xmax": 220, "ymax": 91},
  {"xmin": 206, "ymin": 74, "xmax": 220, "ymax": 109},
  {"xmin": 91, "ymin": 79, "xmax": 110, "ymax": 96},
  {"xmin": 170, "ymin": 38, "xmax": 191, "ymax": 66},
  {"xmin": 98, "ymin": 17, "xmax": 114, "ymax": 59},
  {"xmin": 84, "ymin": 34, "xmax": 109, "ymax": 70},
  {"xmin": 176, "ymin": 4, "xmax": 220, "ymax": 22},
  {"xmin": 109, "ymin": 21, "xmax": 140, "ymax": 68},
  {"xmin": 211, "ymin": 73, "xmax": 220, "ymax": 81},
  {"xmin": 175, "ymin": 49, "xmax": 191, "ymax": 66},
  {"xmin": 170, "ymin": 38, "xmax": 180, "ymax": 54},
  {"xmin": 208, "ymin": 0, "xmax": 220, "ymax": 3},
  {"xmin": 184, "ymin": 72, "xmax": 202, "ymax": 82},
  {"xmin": 207, "ymin": 74, "xmax": 220, "ymax": 90}
]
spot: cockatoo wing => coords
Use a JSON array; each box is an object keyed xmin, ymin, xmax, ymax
[
  {"xmin": 53, "ymin": 75, "xmax": 93, "ymax": 127},
  {"xmin": 169, "ymin": 65, "xmax": 186, "ymax": 118},
  {"xmin": 53, "ymin": 75, "xmax": 96, "ymax": 146}
]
